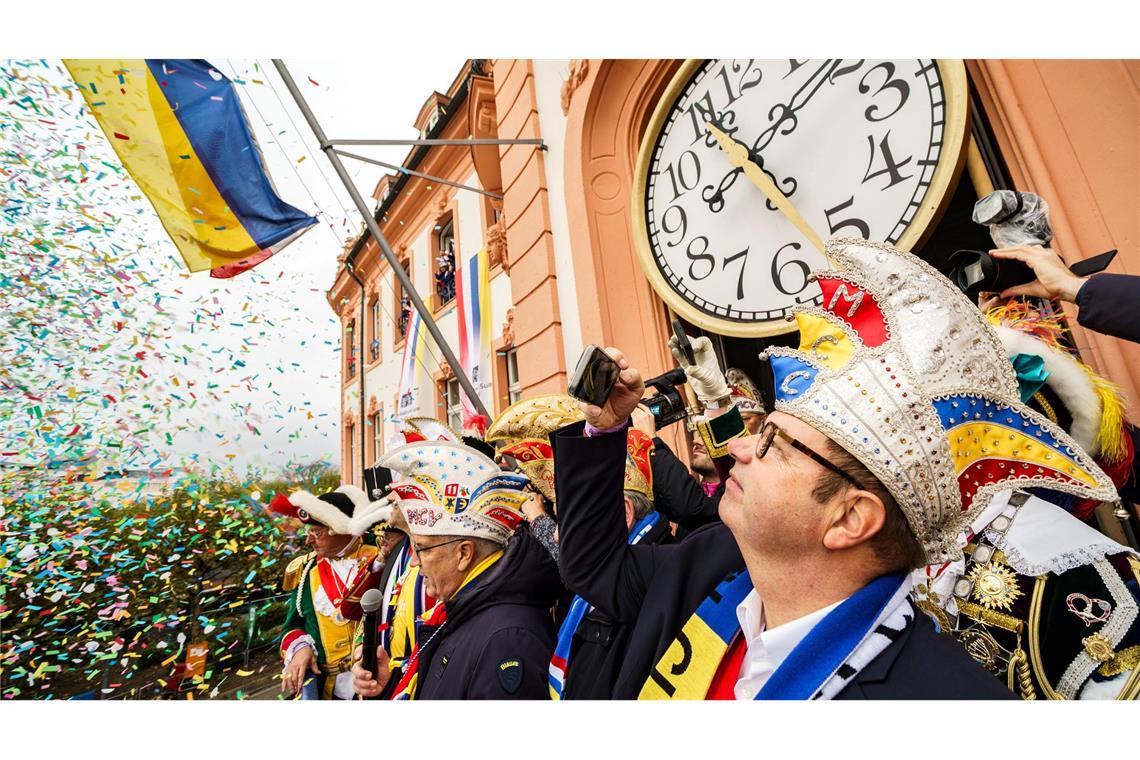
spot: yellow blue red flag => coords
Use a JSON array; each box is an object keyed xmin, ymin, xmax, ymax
[{"xmin": 63, "ymin": 59, "xmax": 316, "ymax": 277}]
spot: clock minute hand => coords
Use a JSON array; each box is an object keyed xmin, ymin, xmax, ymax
[{"xmin": 706, "ymin": 122, "xmax": 825, "ymax": 254}]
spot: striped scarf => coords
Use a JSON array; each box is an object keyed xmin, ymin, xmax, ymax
[
  {"xmin": 639, "ymin": 571, "xmax": 914, "ymax": 700},
  {"xmin": 389, "ymin": 549, "xmax": 503, "ymax": 700},
  {"xmin": 548, "ymin": 512, "xmax": 662, "ymax": 700}
]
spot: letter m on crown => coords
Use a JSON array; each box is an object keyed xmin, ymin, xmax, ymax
[{"xmin": 818, "ymin": 276, "xmax": 888, "ymax": 348}]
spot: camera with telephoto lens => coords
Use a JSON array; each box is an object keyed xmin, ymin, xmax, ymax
[
  {"xmin": 641, "ymin": 368, "xmax": 693, "ymax": 430},
  {"xmin": 948, "ymin": 190, "xmax": 1116, "ymax": 299},
  {"xmin": 948, "ymin": 190, "xmax": 1051, "ymax": 298}
]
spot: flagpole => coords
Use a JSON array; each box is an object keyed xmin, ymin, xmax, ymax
[{"xmin": 272, "ymin": 60, "xmax": 491, "ymax": 428}]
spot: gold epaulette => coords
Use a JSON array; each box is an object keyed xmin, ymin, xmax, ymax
[{"xmin": 282, "ymin": 553, "xmax": 314, "ymax": 592}]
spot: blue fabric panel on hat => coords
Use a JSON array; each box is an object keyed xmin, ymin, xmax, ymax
[
  {"xmin": 931, "ymin": 394, "xmax": 1067, "ymax": 450},
  {"xmin": 770, "ymin": 354, "xmax": 820, "ymax": 401},
  {"xmin": 467, "ymin": 473, "xmax": 530, "ymax": 502}
]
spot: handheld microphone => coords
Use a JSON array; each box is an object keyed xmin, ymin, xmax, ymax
[{"xmin": 360, "ymin": 588, "xmax": 384, "ymax": 700}]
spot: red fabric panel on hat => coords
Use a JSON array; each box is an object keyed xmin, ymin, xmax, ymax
[
  {"xmin": 626, "ymin": 429, "xmax": 655, "ymax": 493},
  {"xmin": 956, "ymin": 458, "xmax": 1082, "ymax": 510},
  {"xmin": 817, "ymin": 276, "xmax": 888, "ymax": 348},
  {"xmin": 502, "ymin": 439, "xmax": 554, "ymax": 463}
]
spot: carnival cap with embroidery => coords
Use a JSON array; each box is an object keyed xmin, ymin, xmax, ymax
[
  {"xmin": 380, "ymin": 439, "xmax": 531, "ymax": 545},
  {"xmin": 485, "ymin": 394, "xmax": 653, "ymax": 500},
  {"xmin": 486, "ymin": 394, "xmax": 584, "ymax": 502},
  {"xmin": 761, "ymin": 238, "xmax": 1117, "ymax": 563},
  {"xmin": 267, "ymin": 484, "xmax": 393, "ymax": 537},
  {"xmin": 726, "ymin": 368, "xmax": 765, "ymax": 415}
]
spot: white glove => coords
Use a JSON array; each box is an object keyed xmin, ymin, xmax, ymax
[{"xmin": 668, "ymin": 335, "xmax": 729, "ymax": 406}]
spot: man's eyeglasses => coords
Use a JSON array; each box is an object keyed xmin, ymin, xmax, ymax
[
  {"xmin": 754, "ymin": 420, "xmax": 864, "ymax": 489},
  {"xmin": 412, "ymin": 538, "xmax": 465, "ymax": 556}
]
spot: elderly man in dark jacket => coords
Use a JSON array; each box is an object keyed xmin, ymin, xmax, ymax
[{"xmin": 351, "ymin": 438, "xmax": 562, "ymax": 700}]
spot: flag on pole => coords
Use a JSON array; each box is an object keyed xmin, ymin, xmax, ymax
[
  {"xmin": 396, "ymin": 307, "xmax": 428, "ymax": 419},
  {"xmin": 456, "ymin": 248, "xmax": 492, "ymax": 433},
  {"xmin": 63, "ymin": 59, "xmax": 316, "ymax": 278}
]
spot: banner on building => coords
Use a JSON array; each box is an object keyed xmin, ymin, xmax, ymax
[
  {"xmin": 63, "ymin": 59, "xmax": 316, "ymax": 278},
  {"xmin": 456, "ymin": 248, "xmax": 492, "ymax": 433},
  {"xmin": 396, "ymin": 306, "xmax": 428, "ymax": 419}
]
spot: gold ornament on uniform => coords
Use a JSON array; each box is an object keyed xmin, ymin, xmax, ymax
[
  {"xmin": 967, "ymin": 561, "xmax": 1023, "ymax": 611},
  {"xmin": 1082, "ymin": 632, "xmax": 1115, "ymax": 663},
  {"xmin": 913, "ymin": 584, "xmax": 952, "ymax": 634}
]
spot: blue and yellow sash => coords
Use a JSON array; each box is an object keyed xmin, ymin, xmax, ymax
[{"xmin": 639, "ymin": 572, "xmax": 906, "ymax": 700}]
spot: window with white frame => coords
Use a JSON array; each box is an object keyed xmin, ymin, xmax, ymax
[
  {"xmin": 445, "ymin": 377, "xmax": 462, "ymax": 432},
  {"xmin": 506, "ymin": 348, "xmax": 521, "ymax": 404}
]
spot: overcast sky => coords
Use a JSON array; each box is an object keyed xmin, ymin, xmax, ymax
[{"xmin": 1, "ymin": 57, "xmax": 466, "ymax": 477}]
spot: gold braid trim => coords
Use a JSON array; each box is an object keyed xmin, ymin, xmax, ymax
[
  {"xmin": 1030, "ymin": 391, "xmax": 1058, "ymax": 425},
  {"xmin": 957, "ymin": 600, "xmax": 1025, "ymax": 634},
  {"xmin": 1097, "ymin": 645, "xmax": 1140, "ymax": 678},
  {"xmin": 1008, "ymin": 648, "xmax": 1037, "ymax": 700}
]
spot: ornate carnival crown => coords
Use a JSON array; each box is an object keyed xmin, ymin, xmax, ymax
[
  {"xmin": 380, "ymin": 439, "xmax": 531, "ymax": 545},
  {"xmin": 762, "ymin": 239, "xmax": 1117, "ymax": 563}
]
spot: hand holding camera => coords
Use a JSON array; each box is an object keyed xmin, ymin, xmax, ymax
[{"xmin": 568, "ymin": 345, "xmax": 644, "ymax": 429}]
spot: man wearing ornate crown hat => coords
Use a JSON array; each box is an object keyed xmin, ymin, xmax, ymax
[
  {"xmin": 553, "ymin": 238, "xmax": 1119, "ymax": 700},
  {"xmin": 350, "ymin": 438, "xmax": 562, "ymax": 699},
  {"xmin": 911, "ymin": 300, "xmax": 1140, "ymax": 699},
  {"xmin": 641, "ymin": 362, "xmax": 767, "ymax": 533},
  {"xmin": 269, "ymin": 484, "xmax": 391, "ymax": 699}
]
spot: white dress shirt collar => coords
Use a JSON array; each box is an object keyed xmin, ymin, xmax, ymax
[{"xmin": 733, "ymin": 589, "xmax": 844, "ymax": 700}]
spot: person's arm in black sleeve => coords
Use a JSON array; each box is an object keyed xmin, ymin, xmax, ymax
[
  {"xmin": 1075, "ymin": 273, "xmax": 1140, "ymax": 344},
  {"xmin": 552, "ymin": 420, "xmax": 668, "ymax": 626},
  {"xmin": 467, "ymin": 627, "xmax": 553, "ymax": 700},
  {"xmin": 649, "ymin": 436, "xmax": 721, "ymax": 530}
]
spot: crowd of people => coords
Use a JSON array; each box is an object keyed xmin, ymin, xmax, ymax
[{"xmin": 266, "ymin": 240, "xmax": 1140, "ymax": 700}]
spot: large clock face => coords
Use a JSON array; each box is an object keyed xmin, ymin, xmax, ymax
[{"xmin": 634, "ymin": 59, "xmax": 967, "ymax": 337}]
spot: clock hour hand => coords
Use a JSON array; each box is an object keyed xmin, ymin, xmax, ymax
[{"xmin": 705, "ymin": 122, "xmax": 826, "ymax": 254}]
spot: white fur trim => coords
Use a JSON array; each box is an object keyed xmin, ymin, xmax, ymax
[
  {"xmin": 287, "ymin": 491, "xmax": 353, "ymax": 535},
  {"xmin": 993, "ymin": 325, "xmax": 1101, "ymax": 456},
  {"xmin": 348, "ymin": 498, "xmax": 394, "ymax": 537},
  {"xmin": 335, "ymin": 484, "xmax": 370, "ymax": 512}
]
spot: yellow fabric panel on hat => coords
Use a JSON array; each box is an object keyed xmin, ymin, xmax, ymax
[
  {"xmin": 487, "ymin": 394, "xmax": 584, "ymax": 502},
  {"xmin": 793, "ymin": 311, "xmax": 857, "ymax": 372}
]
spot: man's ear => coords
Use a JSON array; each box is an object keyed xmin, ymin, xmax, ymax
[
  {"xmin": 822, "ymin": 489, "xmax": 886, "ymax": 552},
  {"xmin": 623, "ymin": 496, "xmax": 635, "ymax": 533},
  {"xmin": 456, "ymin": 539, "xmax": 476, "ymax": 572}
]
